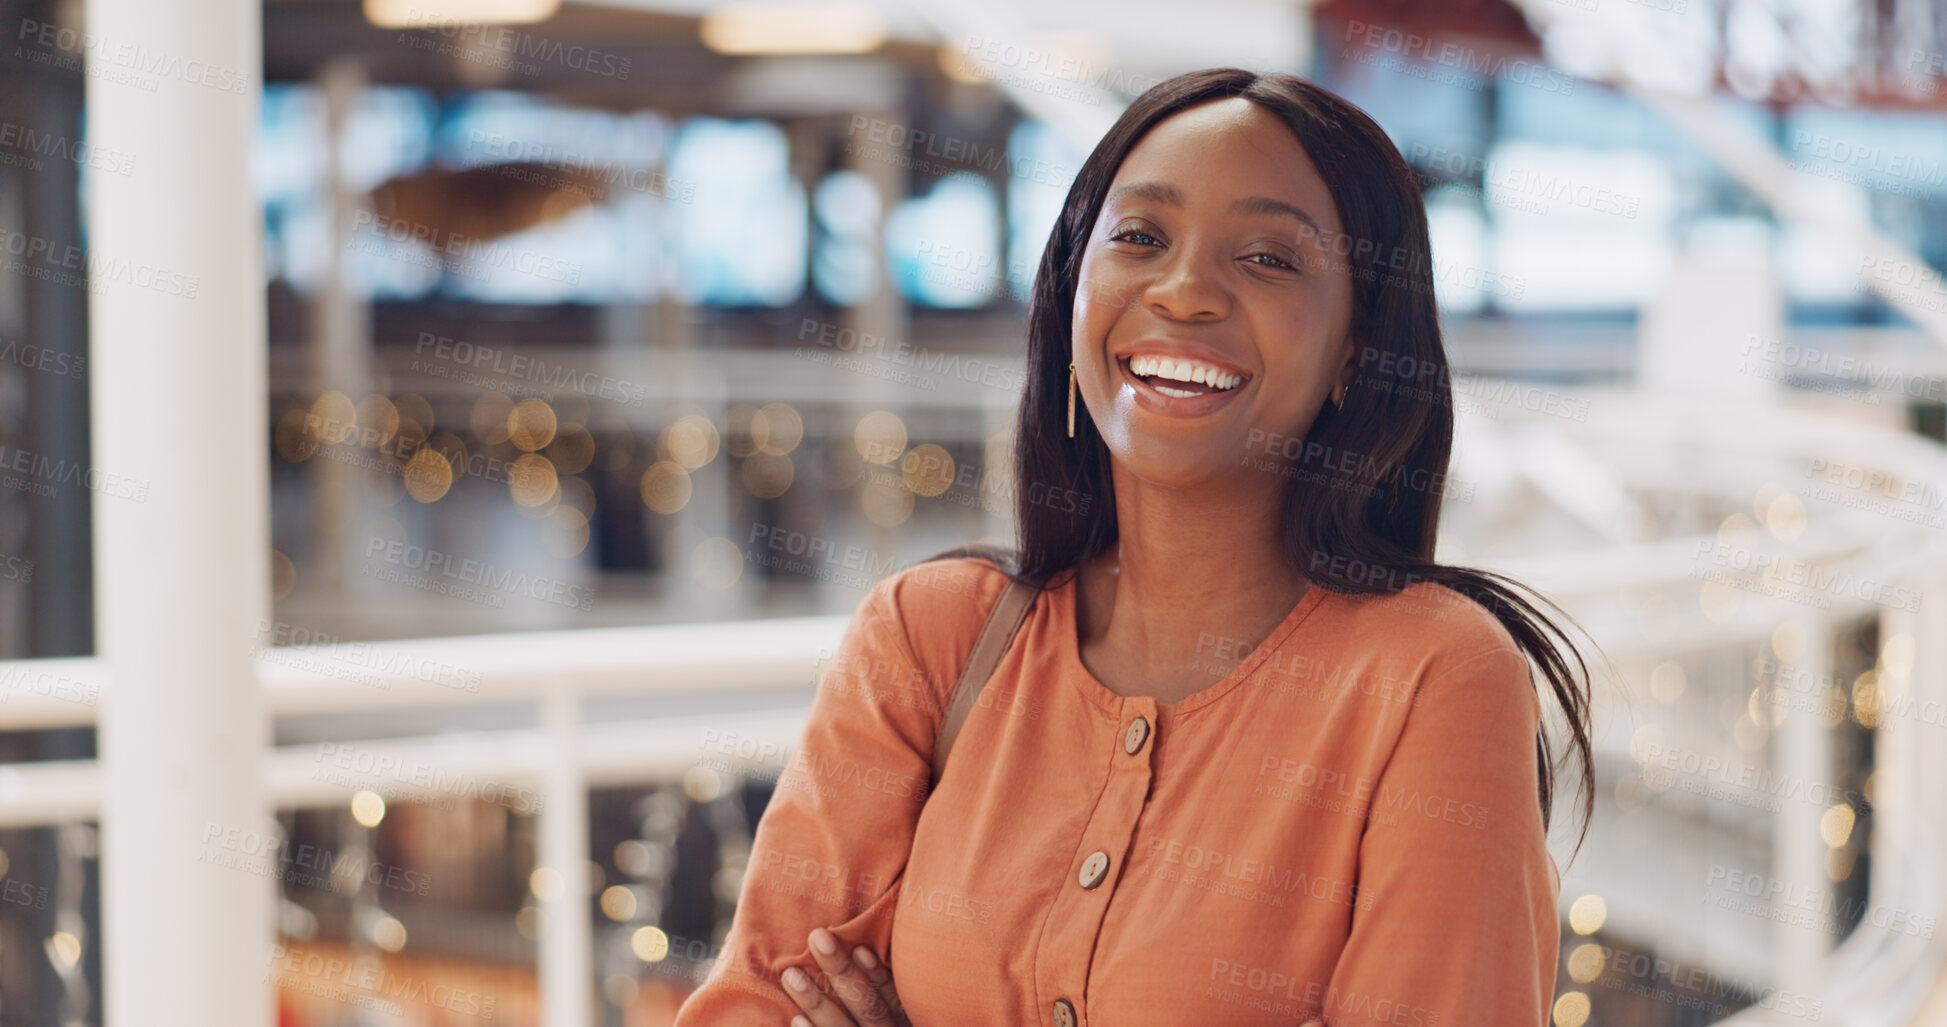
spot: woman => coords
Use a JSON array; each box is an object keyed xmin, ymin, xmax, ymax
[{"xmin": 674, "ymin": 67, "xmax": 1594, "ymax": 1027}]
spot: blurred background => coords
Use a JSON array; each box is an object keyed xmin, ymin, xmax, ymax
[{"xmin": 3, "ymin": 0, "xmax": 1947, "ymax": 1024}]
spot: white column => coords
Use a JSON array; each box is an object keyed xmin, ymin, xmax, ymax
[
  {"xmin": 1913, "ymin": 567, "xmax": 1947, "ymax": 883},
  {"xmin": 1870, "ymin": 596, "xmax": 1918, "ymax": 907},
  {"xmin": 540, "ymin": 686, "xmax": 593, "ymax": 1026},
  {"xmin": 308, "ymin": 58, "xmax": 375, "ymax": 600},
  {"xmin": 85, "ymin": 0, "xmax": 272, "ymax": 1025},
  {"xmin": 1771, "ymin": 615, "xmax": 1835, "ymax": 981},
  {"xmin": 841, "ymin": 110, "xmax": 911, "ymax": 593},
  {"xmin": 1908, "ymin": 565, "xmax": 1947, "ymax": 1020}
]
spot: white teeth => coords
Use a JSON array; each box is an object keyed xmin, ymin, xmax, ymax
[
  {"xmin": 1126, "ymin": 353, "xmax": 1243, "ymax": 391},
  {"xmin": 1154, "ymin": 383, "xmax": 1201, "ymax": 399}
]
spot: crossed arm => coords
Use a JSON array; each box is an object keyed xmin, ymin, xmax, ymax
[{"xmin": 672, "ymin": 577, "xmax": 940, "ymax": 1025}]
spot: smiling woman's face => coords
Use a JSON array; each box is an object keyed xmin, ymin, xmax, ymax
[{"xmin": 1071, "ymin": 96, "xmax": 1356, "ymax": 491}]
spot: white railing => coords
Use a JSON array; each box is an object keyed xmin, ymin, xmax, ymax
[{"xmin": 0, "ymin": 615, "xmax": 852, "ymax": 826}]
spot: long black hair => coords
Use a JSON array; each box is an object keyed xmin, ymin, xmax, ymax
[{"xmin": 935, "ymin": 68, "xmax": 1594, "ymax": 853}]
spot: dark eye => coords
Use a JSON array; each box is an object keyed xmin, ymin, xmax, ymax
[
  {"xmin": 1110, "ymin": 229, "xmax": 1162, "ymax": 247},
  {"xmin": 1245, "ymin": 252, "xmax": 1296, "ymax": 271}
]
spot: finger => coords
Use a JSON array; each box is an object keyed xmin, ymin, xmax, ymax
[
  {"xmin": 807, "ymin": 928, "xmax": 901, "ymax": 1026},
  {"xmin": 850, "ymin": 946, "xmax": 908, "ymax": 1025},
  {"xmin": 781, "ymin": 965, "xmax": 856, "ymax": 1027}
]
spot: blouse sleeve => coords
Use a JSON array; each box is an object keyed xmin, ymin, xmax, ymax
[
  {"xmin": 1322, "ymin": 645, "xmax": 1561, "ymax": 1027},
  {"xmin": 673, "ymin": 576, "xmax": 946, "ymax": 1025}
]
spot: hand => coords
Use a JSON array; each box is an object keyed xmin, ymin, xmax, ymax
[{"xmin": 781, "ymin": 927, "xmax": 909, "ymax": 1027}]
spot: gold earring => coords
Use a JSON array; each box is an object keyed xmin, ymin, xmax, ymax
[{"xmin": 1067, "ymin": 362, "xmax": 1078, "ymax": 438}]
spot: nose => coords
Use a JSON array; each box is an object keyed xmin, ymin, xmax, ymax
[{"xmin": 1142, "ymin": 246, "xmax": 1230, "ymax": 323}]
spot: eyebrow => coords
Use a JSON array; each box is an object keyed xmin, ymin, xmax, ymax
[{"xmin": 1104, "ymin": 180, "xmax": 1323, "ymax": 236}]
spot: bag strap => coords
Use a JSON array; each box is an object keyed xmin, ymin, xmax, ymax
[{"xmin": 928, "ymin": 575, "xmax": 1037, "ymax": 790}]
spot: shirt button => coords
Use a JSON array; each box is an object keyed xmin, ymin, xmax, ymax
[
  {"xmin": 1053, "ymin": 997, "xmax": 1077, "ymax": 1027},
  {"xmin": 1123, "ymin": 716, "xmax": 1150, "ymax": 755},
  {"xmin": 1078, "ymin": 850, "xmax": 1110, "ymax": 890}
]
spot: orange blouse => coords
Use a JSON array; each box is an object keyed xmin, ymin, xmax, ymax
[{"xmin": 674, "ymin": 556, "xmax": 1560, "ymax": 1026}]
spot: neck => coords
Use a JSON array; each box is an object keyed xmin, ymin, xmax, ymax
[{"xmin": 1078, "ymin": 467, "xmax": 1309, "ymax": 672}]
